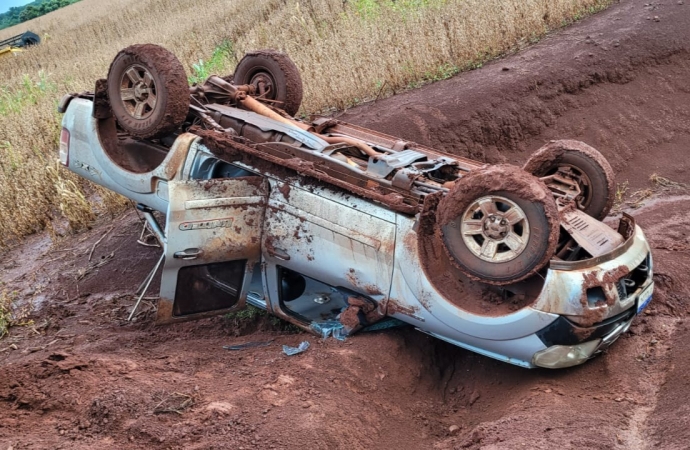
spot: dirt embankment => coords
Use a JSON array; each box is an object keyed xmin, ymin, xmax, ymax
[
  {"xmin": 340, "ymin": 0, "xmax": 690, "ymax": 191},
  {"xmin": 2, "ymin": 1, "xmax": 690, "ymax": 449}
]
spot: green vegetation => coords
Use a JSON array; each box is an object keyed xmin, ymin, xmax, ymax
[
  {"xmin": 188, "ymin": 40, "xmax": 235, "ymax": 84},
  {"xmin": 0, "ymin": 0, "xmax": 81, "ymax": 31},
  {"xmin": 225, "ymin": 304, "xmax": 266, "ymax": 322},
  {"xmin": 0, "ymin": 71, "xmax": 57, "ymax": 116},
  {"xmin": 225, "ymin": 305, "xmax": 300, "ymax": 332},
  {"xmin": 352, "ymin": 0, "xmax": 442, "ymax": 18}
]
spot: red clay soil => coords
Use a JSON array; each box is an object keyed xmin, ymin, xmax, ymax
[{"xmin": 2, "ymin": 1, "xmax": 690, "ymax": 448}]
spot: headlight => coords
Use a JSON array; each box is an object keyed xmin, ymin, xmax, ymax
[{"xmin": 532, "ymin": 339, "xmax": 601, "ymax": 369}]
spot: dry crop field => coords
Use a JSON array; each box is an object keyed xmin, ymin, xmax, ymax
[{"xmin": 0, "ymin": 0, "xmax": 610, "ymax": 246}]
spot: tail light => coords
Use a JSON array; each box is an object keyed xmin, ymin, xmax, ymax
[{"xmin": 59, "ymin": 127, "xmax": 70, "ymax": 166}]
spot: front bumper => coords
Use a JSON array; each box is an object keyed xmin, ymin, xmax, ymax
[
  {"xmin": 392, "ymin": 213, "xmax": 654, "ymax": 369},
  {"xmin": 529, "ymin": 218, "xmax": 654, "ymax": 368},
  {"xmin": 532, "ymin": 310, "xmax": 635, "ymax": 369},
  {"xmin": 532, "ymin": 276, "xmax": 654, "ymax": 369},
  {"xmin": 531, "ymin": 223, "xmax": 652, "ymax": 323}
]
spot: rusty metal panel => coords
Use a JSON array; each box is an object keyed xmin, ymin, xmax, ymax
[
  {"xmin": 531, "ymin": 225, "xmax": 651, "ymax": 323},
  {"xmin": 559, "ymin": 208, "xmax": 624, "ymax": 256},
  {"xmin": 157, "ymin": 177, "xmax": 268, "ymax": 324}
]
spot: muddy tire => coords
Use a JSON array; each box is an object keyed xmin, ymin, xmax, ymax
[
  {"xmin": 233, "ymin": 50, "xmax": 303, "ymax": 117},
  {"xmin": 107, "ymin": 44, "xmax": 189, "ymax": 139},
  {"xmin": 523, "ymin": 140, "xmax": 615, "ymax": 220},
  {"xmin": 436, "ymin": 165, "xmax": 559, "ymax": 285}
]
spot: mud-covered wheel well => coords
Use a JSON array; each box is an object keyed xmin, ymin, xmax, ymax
[
  {"xmin": 96, "ymin": 116, "xmax": 173, "ymax": 173},
  {"xmin": 417, "ymin": 193, "xmax": 544, "ymax": 316}
]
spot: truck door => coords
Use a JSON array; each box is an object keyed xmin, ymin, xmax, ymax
[
  {"xmin": 263, "ymin": 180, "xmax": 396, "ymax": 313},
  {"xmin": 157, "ymin": 176, "xmax": 267, "ymax": 323}
]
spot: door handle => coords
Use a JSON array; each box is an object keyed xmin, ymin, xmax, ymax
[
  {"xmin": 267, "ymin": 246, "xmax": 291, "ymax": 261},
  {"xmin": 173, "ymin": 248, "xmax": 203, "ymax": 260}
]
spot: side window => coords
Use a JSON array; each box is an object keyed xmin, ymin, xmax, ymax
[
  {"xmin": 210, "ymin": 161, "xmax": 253, "ymax": 179},
  {"xmin": 173, "ymin": 260, "xmax": 247, "ymax": 316},
  {"xmin": 190, "ymin": 153, "xmax": 254, "ymax": 180}
]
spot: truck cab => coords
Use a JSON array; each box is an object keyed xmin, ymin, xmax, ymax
[{"xmin": 60, "ymin": 97, "xmax": 394, "ymax": 337}]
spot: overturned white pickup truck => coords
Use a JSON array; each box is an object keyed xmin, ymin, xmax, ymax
[{"xmin": 58, "ymin": 44, "xmax": 653, "ymax": 368}]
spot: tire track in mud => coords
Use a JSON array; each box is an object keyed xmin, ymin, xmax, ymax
[
  {"xmin": 617, "ymin": 316, "xmax": 677, "ymax": 450},
  {"xmin": 618, "ymin": 196, "xmax": 690, "ymax": 450}
]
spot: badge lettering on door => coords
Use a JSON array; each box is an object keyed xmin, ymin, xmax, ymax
[{"xmin": 179, "ymin": 218, "xmax": 234, "ymax": 231}]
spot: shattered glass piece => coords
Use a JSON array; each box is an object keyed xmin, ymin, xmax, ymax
[
  {"xmin": 282, "ymin": 341, "xmax": 310, "ymax": 356},
  {"xmin": 310, "ymin": 321, "xmax": 347, "ymax": 341}
]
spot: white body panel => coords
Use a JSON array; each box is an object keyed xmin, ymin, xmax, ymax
[{"xmin": 61, "ymin": 98, "xmax": 654, "ymax": 368}]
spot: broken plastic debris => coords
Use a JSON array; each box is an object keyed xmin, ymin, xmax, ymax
[
  {"xmin": 223, "ymin": 340, "xmax": 273, "ymax": 351},
  {"xmin": 310, "ymin": 321, "xmax": 347, "ymax": 341},
  {"xmin": 283, "ymin": 341, "xmax": 310, "ymax": 356}
]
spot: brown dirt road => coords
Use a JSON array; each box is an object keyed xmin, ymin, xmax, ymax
[{"xmin": 2, "ymin": 0, "xmax": 690, "ymax": 448}]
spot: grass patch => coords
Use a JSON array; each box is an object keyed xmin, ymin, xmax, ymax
[
  {"xmin": 0, "ymin": 0, "xmax": 615, "ymax": 245},
  {"xmin": 0, "ymin": 71, "xmax": 57, "ymax": 116},
  {"xmin": 0, "ymin": 288, "xmax": 33, "ymax": 339},
  {"xmin": 225, "ymin": 304, "xmax": 300, "ymax": 332},
  {"xmin": 352, "ymin": 0, "xmax": 442, "ymax": 19},
  {"xmin": 224, "ymin": 304, "xmax": 266, "ymax": 323},
  {"xmin": 188, "ymin": 40, "xmax": 235, "ymax": 84}
]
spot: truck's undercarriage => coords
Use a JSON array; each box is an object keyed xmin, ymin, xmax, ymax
[{"xmin": 61, "ymin": 43, "xmax": 630, "ymax": 287}]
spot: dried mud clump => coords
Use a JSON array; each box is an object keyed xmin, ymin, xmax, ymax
[
  {"xmin": 435, "ymin": 164, "xmax": 560, "ymax": 285},
  {"xmin": 417, "ymin": 193, "xmax": 542, "ymax": 316}
]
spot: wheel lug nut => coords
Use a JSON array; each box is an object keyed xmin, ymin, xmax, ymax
[
  {"xmin": 490, "ymin": 216, "xmax": 496, "ymax": 222},
  {"xmin": 501, "ymin": 220, "xmax": 507, "ymax": 225}
]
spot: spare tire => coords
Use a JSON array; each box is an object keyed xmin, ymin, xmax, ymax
[
  {"xmin": 436, "ymin": 165, "xmax": 559, "ymax": 285},
  {"xmin": 107, "ymin": 44, "xmax": 189, "ymax": 139},
  {"xmin": 523, "ymin": 140, "xmax": 615, "ymax": 220},
  {"xmin": 233, "ymin": 50, "xmax": 303, "ymax": 117}
]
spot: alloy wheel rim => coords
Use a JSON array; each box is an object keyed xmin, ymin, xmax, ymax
[
  {"xmin": 119, "ymin": 64, "xmax": 157, "ymax": 120},
  {"xmin": 460, "ymin": 196, "xmax": 531, "ymax": 263}
]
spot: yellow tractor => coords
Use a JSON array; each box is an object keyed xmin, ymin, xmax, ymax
[{"xmin": 0, "ymin": 31, "xmax": 40, "ymax": 58}]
